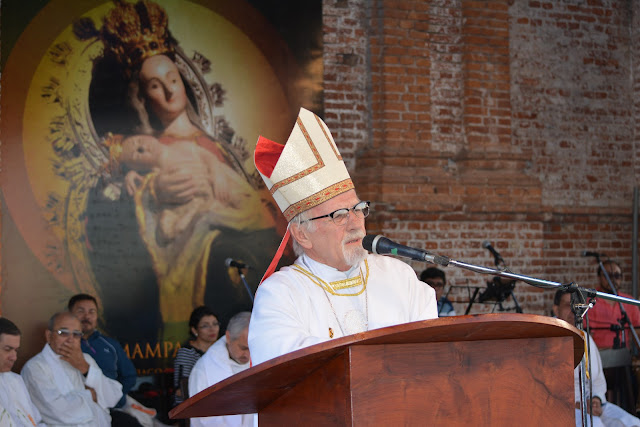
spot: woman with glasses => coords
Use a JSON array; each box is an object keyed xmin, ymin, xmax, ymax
[{"xmin": 173, "ymin": 306, "xmax": 220, "ymax": 407}]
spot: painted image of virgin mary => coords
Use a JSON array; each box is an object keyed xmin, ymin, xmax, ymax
[{"xmin": 74, "ymin": 0, "xmax": 284, "ymax": 345}]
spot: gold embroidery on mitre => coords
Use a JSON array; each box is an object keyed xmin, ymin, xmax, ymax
[
  {"xmin": 269, "ymin": 116, "xmax": 324, "ymax": 195},
  {"xmin": 292, "ymin": 260, "xmax": 369, "ymax": 297},
  {"xmin": 314, "ymin": 114, "xmax": 342, "ymax": 161},
  {"xmin": 282, "ymin": 178, "xmax": 354, "ymax": 222},
  {"xmin": 329, "ymin": 327, "xmax": 334, "ymax": 338}
]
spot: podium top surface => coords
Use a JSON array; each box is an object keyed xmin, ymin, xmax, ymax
[{"xmin": 170, "ymin": 313, "xmax": 583, "ymax": 419}]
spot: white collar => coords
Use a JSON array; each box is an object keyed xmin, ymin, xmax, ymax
[{"xmin": 299, "ymin": 254, "xmax": 363, "ymax": 281}]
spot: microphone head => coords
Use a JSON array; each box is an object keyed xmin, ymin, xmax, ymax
[
  {"xmin": 362, "ymin": 235, "xmax": 377, "ymax": 252},
  {"xmin": 224, "ymin": 258, "xmax": 233, "ymax": 267},
  {"xmin": 482, "ymin": 240, "xmax": 491, "ymax": 249}
]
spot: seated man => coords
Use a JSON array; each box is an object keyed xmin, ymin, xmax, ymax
[
  {"xmin": 21, "ymin": 312, "xmax": 123, "ymax": 426},
  {"xmin": 420, "ymin": 267, "xmax": 456, "ymax": 316},
  {"xmin": 68, "ymin": 294, "xmax": 146, "ymax": 426},
  {"xmin": 588, "ymin": 260, "xmax": 640, "ymax": 349},
  {"xmin": 0, "ymin": 317, "xmax": 45, "ymax": 426},
  {"xmin": 189, "ymin": 311, "xmax": 252, "ymax": 427},
  {"xmin": 553, "ymin": 289, "xmax": 640, "ymax": 427}
]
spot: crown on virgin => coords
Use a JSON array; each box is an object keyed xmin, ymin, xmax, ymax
[{"xmin": 73, "ymin": 0, "xmax": 174, "ymax": 71}]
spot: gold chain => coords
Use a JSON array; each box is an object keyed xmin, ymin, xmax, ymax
[
  {"xmin": 292, "ymin": 260, "xmax": 369, "ymax": 296},
  {"xmin": 292, "ymin": 259, "xmax": 369, "ymax": 337}
]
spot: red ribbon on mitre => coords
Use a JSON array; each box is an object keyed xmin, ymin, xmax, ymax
[
  {"xmin": 254, "ymin": 135, "xmax": 289, "ymax": 284},
  {"xmin": 254, "ymin": 135, "xmax": 285, "ymax": 178}
]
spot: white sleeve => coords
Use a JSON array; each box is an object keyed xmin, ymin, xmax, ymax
[
  {"xmin": 21, "ymin": 359, "xmax": 95, "ymax": 425},
  {"xmin": 410, "ymin": 277, "xmax": 438, "ymax": 322},
  {"xmin": 83, "ymin": 354, "xmax": 123, "ymax": 410},
  {"xmin": 14, "ymin": 375, "xmax": 46, "ymax": 427},
  {"xmin": 589, "ymin": 338, "xmax": 607, "ymax": 402},
  {"xmin": 188, "ymin": 358, "xmax": 207, "ymax": 397},
  {"xmin": 248, "ymin": 275, "xmax": 328, "ymax": 366}
]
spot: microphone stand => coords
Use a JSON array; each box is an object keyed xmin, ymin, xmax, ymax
[
  {"xmin": 571, "ymin": 289, "xmax": 596, "ymax": 427},
  {"xmin": 435, "ymin": 255, "xmax": 640, "ymax": 309},
  {"xmin": 233, "ymin": 266, "xmax": 254, "ymax": 304}
]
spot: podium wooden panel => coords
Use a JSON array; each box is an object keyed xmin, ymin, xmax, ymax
[{"xmin": 170, "ymin": 314, "xmax": 583, "ymax": 426}]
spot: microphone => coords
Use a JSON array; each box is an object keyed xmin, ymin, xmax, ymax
[
  {"xmin": 225, "ymin": 258, "xmax": 249, "ymax": 269},
  {"xmin": 362, "ymin": 235, "xmax": 449, "ymax": 266},
  {"xmin": 582, "ymin": 251, "xmax": 603, "ymax": 258},
  {"xmin": 482, "ymin": 241, "xmax": 504, "ymax": 265}
]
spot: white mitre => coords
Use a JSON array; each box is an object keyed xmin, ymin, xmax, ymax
[{"xmin": 254, "ymin": 107, "xmax": 354, "ymax": 222}]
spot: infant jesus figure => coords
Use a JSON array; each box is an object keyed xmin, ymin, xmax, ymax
[{"xmin": 115, "ymin": 134, "xmax": 262, "ymax": 245}]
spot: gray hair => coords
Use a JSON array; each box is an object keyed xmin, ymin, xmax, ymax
[
  {"xmin": 289, "ymin": 210, "xmax": 317, "ymax": 257},
  {"xmin": 226, "ymin": 311, "xmax": 251, "ymax": 340},
  {"xmin": 47, "ymin": 312, "xmax": 77, "ymax": 331}
]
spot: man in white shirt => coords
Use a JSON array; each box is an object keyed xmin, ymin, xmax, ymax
[
  {"xmin": 553, "ymin": 290, "xmax": 640, "ymax": 427},
  {"xmin": 0, "ymin": 317, "xmax": 45, "ymax": 426},
  {"xmin": 189, "ymin": 312, "xmax": 252, "ymax": 427},
  {"xmin": 21, "ymin": 312, "xmax": 123, "ymax": 427},
  {"xmin": 250, "ymin": 108, "xmax": 437, "ymax": 365}
]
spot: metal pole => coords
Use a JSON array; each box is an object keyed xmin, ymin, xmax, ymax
[
  {"xmin": 633, "ymin": 187, "xmax": 638, "ymax": 299},
  {"xmin": 435, "ymin": 257, "xmax": 640, "ymax": 307}
]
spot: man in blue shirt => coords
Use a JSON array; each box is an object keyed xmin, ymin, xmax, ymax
[{"xmin": 68, "ymin": 294, "xmax": 141, "ymax": 426}]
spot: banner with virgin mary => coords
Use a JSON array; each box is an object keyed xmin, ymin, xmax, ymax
[{"xmin": 1, "ymin": 0, "xmax": 322, "ymax": 374}]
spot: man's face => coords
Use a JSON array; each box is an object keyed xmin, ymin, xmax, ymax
[
  {"xmin": 424, "ymin": 277, "xmax": 445, "ymax": 300},
  {"xmin": 0, "ymin": 333, "xmax": 20, "ymax": 373},
  {"xmin": 553, "ymin": 293, "xmax": 574, "ymax": 325},
  {"xmin": 598, "ymin": 263, "xmax": 622, "ymax": 293},
  {"xmin": 46, "ymin": 314, "xmax": 83, "ymax": 356},
  {"xmin": 226, "ymin": 328, "xmax": 250, "ymax": 365},
  {"xmin": 295, "ymin": 190, "xmax": 367, "ymax": 271},
  {"xmin": 70, "ymin": 299, "xmax": 98, "ymax": 337}
]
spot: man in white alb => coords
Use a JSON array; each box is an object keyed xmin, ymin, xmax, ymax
[
  {"xmin": 21, "ymin": 312, "xmax": 123, "ymax": 427},
  {"xmin": 249, "ymin": 107, "xmax": 438, "ymax": 365},
  {"xmin": 188, "ymin": 311, "xmax": 252, "ymax": 427},
  {"xmin": 0, "ymin": 317, "xmax": 45, "ymax": 426}
]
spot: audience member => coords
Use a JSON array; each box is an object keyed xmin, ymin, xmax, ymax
[
  {"xmin": 553, "ymin": 289, "xmax": 640, "ymax": 427},
  {"xmin": 189, "ymin": 311, "xmax": 252, "ymax": 426},
  {"xmin": 587, "ymin": 261, "xmax": 640, "ymax": 349},
  {"xmin": 420, "ymin": 267, "xmax": 456, "ymax": 317},
  {"xmin": 0, "ymin": 317, "xmax": 45, "ymax": 426},
  {"xmin": 173, "ymin": 306, "xmax": 220, "ymax": 406},
  {"xmin": 21, "ymin": 312, "xmax": 122, "ymax": 426},
  {"xmin": 68, "ymin": 294, "xmax": 146, "ymax": 426},
  {"xmin": 249, "ymin": 108, "xmax": 437, "ymax": 365}
]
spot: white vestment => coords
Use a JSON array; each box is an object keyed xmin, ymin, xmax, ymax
[
  {"xmin": 249, "ymin": 253, "xmax": 438, "ymax": 365},
  {"xmin": 575, "ymin": 334, "xmax": 640, "ymax": 427},
  {"xmin": 188, "ymin": 336, "xmax": 252, "ymax": 427},
  {"xmin": 0, "ymin": 372, "xmax": 45, "ymax": 426},
  {"xmin": 21, "ymin": 343, "xmax": 122, "ymax": 427}
]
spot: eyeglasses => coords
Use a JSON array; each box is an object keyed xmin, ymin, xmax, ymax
[
  {"xmin": 54, "ymin": 329, "xmax": 83, "ymax": 339},
  {"xmin": 302, "ymin": 201, "xmax": 370, "ymax": 226}
]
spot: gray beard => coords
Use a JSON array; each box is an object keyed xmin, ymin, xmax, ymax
[{"xmin": 343, "ymin": 245, "xmax": 367, "ymax": 267}]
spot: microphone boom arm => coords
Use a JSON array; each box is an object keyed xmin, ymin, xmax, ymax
[{"xmin": 446, "ymin": 258, "xmax": 640, "ymax": 307}]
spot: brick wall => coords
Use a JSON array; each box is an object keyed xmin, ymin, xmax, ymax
[{"xmin": 324, "ymin": 0, "xmax": 639, "ymax": 315}]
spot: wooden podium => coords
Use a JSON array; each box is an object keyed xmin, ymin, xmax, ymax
[{"xmin": 170, "ymin": 314, "xmax": 583, "ymax": 426}]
